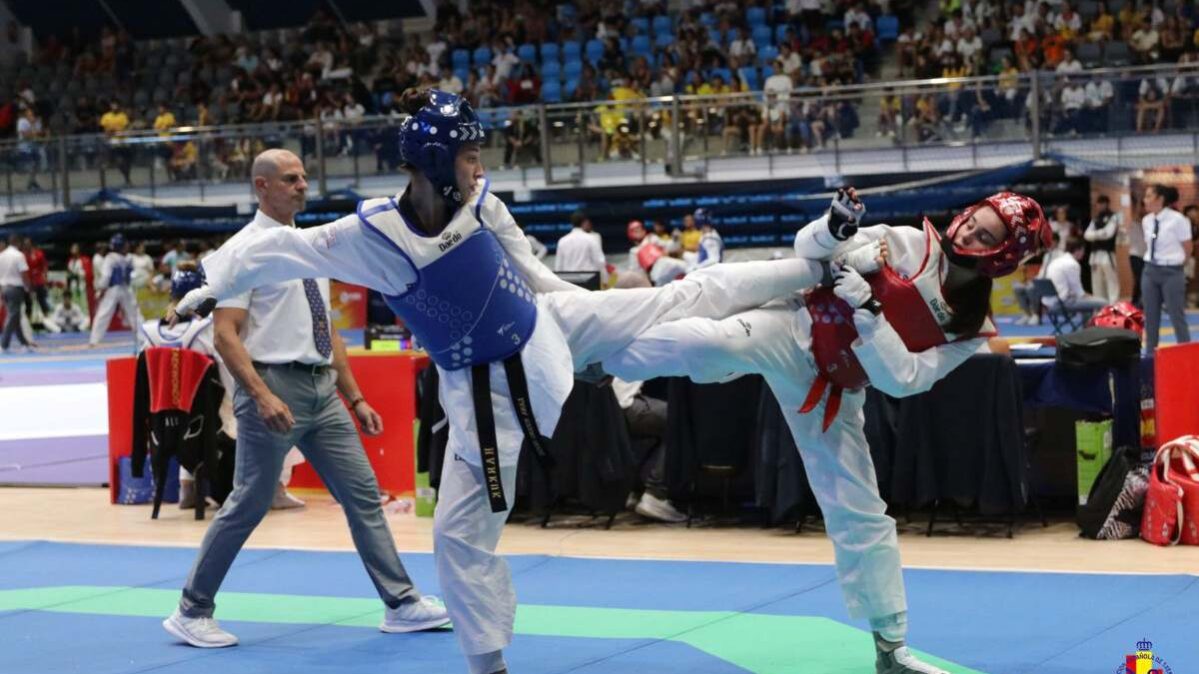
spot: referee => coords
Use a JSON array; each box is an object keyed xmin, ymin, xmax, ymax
[
  {"xmin": 163, "ymin": 149, "xmax": 449, "ymax": 648},
  {"xmin": 1140, "ymin": 183, "xmax": 1193, "ymax": 351}
]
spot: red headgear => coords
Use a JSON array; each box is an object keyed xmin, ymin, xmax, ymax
[
  {"xmin": 627, "ymin": 220, "xmax": 646, "ymax": 243},
  {"xmin": 636, "ymin": 240, "xmax": 665, "ymax": 271},
  {"xmin": 1089, "ymin": 301, "xmax": 1145, "ymax": 336},
  {"xmin": 943, "ymin": 192, "xmax": 1052, "ymax": 278}
]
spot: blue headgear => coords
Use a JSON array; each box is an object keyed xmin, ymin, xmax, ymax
[
  {"xmin": 170, "ymin": 267, "xmax": 204, "ymax": 301},
  {"xmin": 109, "ymin": 233, "xmax": 127, "ymax": 250},
  {"xmin": 399, "ymin": 89, "xmax": 485, "ymax": 206},
  {"xmin": 693, "ymin": 208, "xmax": 713, "ymax": 228}
]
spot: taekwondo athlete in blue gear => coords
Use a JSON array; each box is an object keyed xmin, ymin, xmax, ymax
[
  {"xmin": 90, "ymin": 233, "xmax": 143, "ymax": 347},
  {"xmin": 175, "ymin": 88, "xmax": 830, "ymax": 674},
  {"xmin": 693, "ymin": 207, "xmax": 724, "ymax": 269}
]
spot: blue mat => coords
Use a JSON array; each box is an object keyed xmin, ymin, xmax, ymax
[{"xmin": 0, "ymin": 541, "xmax": 1194, "ymax": 674}]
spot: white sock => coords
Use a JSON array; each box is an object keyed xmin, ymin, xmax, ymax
[
  {"xmin": 870, "ymin": 610, "xmax": 908, "ymax": 645},
  {"xmin": 466, "ymin": 650, "xmax": 506, "ymax": 674}
]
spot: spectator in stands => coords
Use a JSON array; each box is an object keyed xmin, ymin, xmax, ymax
[
  {"xmin": 100, "ymin": 99, "xmax": 132, "ymax": 186},
  {"xmin": 966, "ymin": 77, "xmax": 998, "ymax": 138},
  {"xmin": 1130, "ymin": 21, "xmax": 1161, "ymax": 63},
  {"xmin": 1088, "ymin": 3, "xmax": 1116, "ymax": 42},
  {"xmin": 1160, "ymin": 16, "xmax": 1186, "ymax": 62},
  {"xmin": 1054, "ymin": 77, "xmax": 1086, "ymax": 135},
  {"xmin": 1136, "ymin": 76, "xmax": 1169, "ymax": 133},
  {"xmin": 1055, "ymin": 47, "xmax": 1082, "ymax": 74},
  {"xmin": 507, "ymin": 63, "xmax": 541, "ymax": 105},
  {"xmin": 877, "ymin": 88, "xmax": 901, "ymax": 138},
  {"xmin": 554, "ymin": 211, "xmax": 609, "ymax": 286},
  {"xmin": 728, "ymin": 26, "xmax": 756, "ymax": 60},
  {"xmin": 16, "ymin": 106, "xmax": 45, "ymax": 191},
  {"xmin": 1084, "ymin": 75, "xmax": 1114, "ymax": 134},
  {"xmin": 1014, "ymin": 27, "xmax": 1041, "ymax": 70},
  {"xmin": 1042, "ymin": 238, "xmax": 1109, "ymax": 315},
  {"xmin": 1054, "ymin": 2, "xmax": 1083, "ymax": 40},
  {"xmin": 169, "ymin": 141, "xmax": 199, "ymax": 181},
  {"xmin": 503, "ymin": 109, "xmax": 541, "ymax": 168},
  {"xmin": 996, "ymin": 55, "xmax": 1021, "ymax": 117},
  {"xmin": 957, "ymin": 25, "xmax": 985, "ymax": 67}
]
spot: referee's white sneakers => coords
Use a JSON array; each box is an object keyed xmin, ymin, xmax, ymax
[
  {"xmin": 379, "ymin": 595, "xmax": 452, "ymax": 633},
  {"xmin": 875, "ymin": 633, "xmax": 950, "ymax": 674},
  {"xmin": 163, "ymin": 609, "xmax": 239, "ymax": 648}
]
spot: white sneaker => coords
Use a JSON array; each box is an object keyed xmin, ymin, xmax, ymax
[
  {"xmin": 379, "ymin": 596, "xmax": 451, "ymax": 633},
  {"xmin": 625, "ymin": 493, "xmax": 640, "ymax": 510},
  {"xmin": 162, "ymin": 609, "xmax": 239, "ymax": 648},
  {"xmin": 635, "ymin": 492, "xmax": 688, "ymax": 523},
  {"xmin": 270, "ymin": 483, "xmax": 305, "ymax": 510}
]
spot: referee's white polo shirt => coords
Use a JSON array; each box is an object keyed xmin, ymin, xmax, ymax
[{"xmin": 216, "ymin": 210, "xmax": 334, "ymax": 366}]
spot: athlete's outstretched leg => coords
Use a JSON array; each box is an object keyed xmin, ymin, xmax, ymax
[{"xmin": 548, "ymin": 258, "xmax": 823, "ymax": 370}]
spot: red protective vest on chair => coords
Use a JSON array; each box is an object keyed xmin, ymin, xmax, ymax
[
  {"xmin": 143, "ymin": 346, "xmax": 213, "ymax": 414},
  {"xmin": 1141, "ymin": 435, "xmax": 1199, "ymax": 546}
]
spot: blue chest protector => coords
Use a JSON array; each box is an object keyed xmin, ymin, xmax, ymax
[
  {"xmin": 698, "ymin": 232, "xmax": 724, "ymax": 265},
  {"xmin": 357, "ymin": 197, "xmax": 538, "ymax": 371},
  {"xmin": 109, "ymin": 258, "xmax": 133, "ymax": 287}
]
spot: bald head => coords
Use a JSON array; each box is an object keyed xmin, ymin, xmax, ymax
[{"xmin": 251, "ymin": 149, "xmax": 308, "ymax": 224}]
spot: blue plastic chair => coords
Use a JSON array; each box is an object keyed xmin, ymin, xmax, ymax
[
  {"xmin": 631, "ymin": 35, "xmax": 652, "ymax": 57},
  {"xmin": 631, "ymin": 17, "xmax": 650, "ymax": 34},
  {"xmin": 655, "ymin": 33, "xmax": 675, "ymax": 48},
  {"xmin": 541, "ymin": 42, "xmax": 560, "ymax": 63},
  {"xmin": 652, "ymin": 15, "xmax": 672, "ymax": 35},
  {"xmin": 517, "ymin": 43, "xmax": 537, "ymax": 62},
  {"xmin": 746, "ymin": 7, "xmax": 767, "ymax": 26},
  {"xmin": 699, "ymin": 12, "xmax": 716, "ymax": 27},
  {"xmin": 876, "ymin": 15, "xmax": 900, "ymax": 42},
  {"xmin": 563, "ymin": 59, "xmax": 584, "ymax": 80},
  {"xmin": 564, "ymin": 78, "xmax": 579, "ymax": 97},
  {"xmin": 542, "ymin": 80, "xmax": 562, "ymax": 103},
  {"xmin": 759, "ymin": 45, "xmax": 779, "ymax": 65},
  {"xmin": 542, "ymin": 60, "xmax": 561, "ymax": 79},
  {"xmin": 562, "ymin": 40, "xmax": 582, "ymax": 62},
  {"xmin": 472, "ymin": 46, "xmax": 492, "ymax": 67},
  {"xmin": 585, "ymin": 39, "xmax": 605, "ymax": 65},
  {"xmin": 452, "ymin": 48, "xmax": 470, "ymax": 69},
  {"xmin": 708, "ymin": 28, "xmax": 723, "ymax": 45},
  {"xmin": 825, "ymin": 19, "xmax": 845, "ymax": 33},
  {"xmin": 775, "ymin": 24, "xmax": 791, "ymax": 44},
  {"xmin": 752, "ymin": 25, "xmax": 773, "ymax": 49},
  {"xmin": 738, "ymin": 66, "xmax": 760, "ymax": 90}
]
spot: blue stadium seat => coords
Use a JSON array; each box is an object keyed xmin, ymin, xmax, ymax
[
  {"xmin": 517, "ymin": 43, "xmax": 537, "ymax": 62},
  {"xmin": 699, "ymin": 12, "xmax": 717, "ymax": 27},
  {"xmin": 752, "ymin": 24, "xmax": 773, "ymax": 49},
  {"xmin": 631, "ymin": 35, "xmax": 652, "ymax": 57},
  {"xmin": 826, "ymin": 19, "xmax": 845, "ymax": 33},
  {"xmin": 563, "ymin": 59, "xmax": 584, "ymax": 79},
  {"xmin": 876, "ymin": 15, "xmax": 899, "ymax": 42},
  {"xmin": 655, "ymin": 32, "xmax": 675, "ymax": 48},
  {"xmin": 746, "ymin": 7, "xmax": 767, "ymax": 26},
  {"xmin": 759, "ymin": 45, "xmax": 779, "ymax": 64},
  {"xmin": 454, "ymin": 67, "xmax": 469, "ymax": 84},
  {"xmin": 708, "ymin": 28, "xmax": 723, "ymax": 45},
  {"xmin": 775, "ymin": 24, "xmax": 791, "ymax": 44},
  {"xmin": 542, "ymin": 60, "xmax": 561, "ymax": 79},
  {"xmin": 564, "ymin": 78, "xmax": 579, "ymax": 97},
  {"xmin": 652, "ymin": 15, "xmax": 672, "ymax": 35},
  {"xmin": 738, "ymin": 66, "xmax": 760, "ymax": 90},
  {"xmin": 452, "ymin": 48, "xmax": 471, "ymax": 69},
  {"xmin": 585, "ymin": 39, "xmax": 605, "ymax": 65},
  {"xmin": 631, "ymin": 17, "xmax": 650, "ymax": 34},
  {"xmin": 762, "ymin": 65, "xmax": 775, "ymax": 79},
  {"xmin": 562, "ymin": 40, "xmax": 581, "ymax": 62},
  {"xmin": 542, "ymin": 80, "xmax": 562, "ymax": 103},
  {"xmin": 710, "ymin": 67, "xmax": 733, "ymax": 84},
  {"xmin": 541, "ymin": 42, "xmax": 560, "ymax": 63},
  {"xmin": 473, "ymin": 46, "xmax": 492, "ymax": 67}
]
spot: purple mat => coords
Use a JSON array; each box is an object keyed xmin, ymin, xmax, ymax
[
  {"xmin": 0, "ymin": 435, "xmax": 108, "ymax": 486},
  {"xmin": 0, "ymin": 370, "xmax": 106, "ymax": 386}
]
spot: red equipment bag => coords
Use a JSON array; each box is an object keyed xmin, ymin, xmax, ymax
[{"xmin": 1140, "ymin": 435, "xmax": 1199, "ymax": 546}]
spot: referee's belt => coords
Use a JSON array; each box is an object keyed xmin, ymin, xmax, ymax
[{"xmin": 252, "ymin": 361, "xmax": 330, "ymax": 375}]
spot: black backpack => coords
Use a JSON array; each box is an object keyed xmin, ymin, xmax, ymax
[
  {"xmin": 1056, "ymin": 327, "xmax": 1141, "ymax": 369},
  {"xmin": 1077, "ymin": 445, "xmax": 1149, "ymax": 540}
]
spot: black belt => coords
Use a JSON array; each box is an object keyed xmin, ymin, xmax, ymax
[
  {"xmin": 1145, "ymin": 261, "xmax": 1184, "ymax": 269},
  {"xmin": 470, "ymin": 354, "xmax": 555, "ymax": 513},
  {"xmin": 253, "ymin": 361, "xmax": 329, "ymax": 375}
]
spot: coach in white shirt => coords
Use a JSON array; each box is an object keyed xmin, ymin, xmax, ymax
[
  {"xmin": 1140, "ymin": 183, "xmax": 1193, "ymax": 350},
  {"xmin": 554, "ymin": 211, "xmax": 609, "ymax": 286},
  {"xmin": 1042, "ymin": 238, "xmax": 1107, "ymax": 314},
  {"xmin": 163, "ymin": 149, "xmax": 447, "ymax": 650},
  {"xmin": 0, "ymin": 235, "xmax": 33, "ymax": 352}
]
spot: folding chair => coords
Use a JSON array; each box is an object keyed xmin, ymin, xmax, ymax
[{"xmin": 1031, "ymin": 278, "xmax": 1091, "ymax": 334}]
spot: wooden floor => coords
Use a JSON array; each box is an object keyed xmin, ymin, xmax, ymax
[{"xmin": 4, "ymin": 487, "xmax": 1198, "ymax": 575}]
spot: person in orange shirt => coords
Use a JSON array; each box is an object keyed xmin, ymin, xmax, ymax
[{"xmin": 1041, "ymin": 33, "xmax": 1067, "ymax": 68}]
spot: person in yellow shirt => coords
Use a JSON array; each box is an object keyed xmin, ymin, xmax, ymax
[
  {"xmin": 99, "ymin": 100, "xmax": 132, "ymax": 185},
  {"xmin": 1088, "ymin": 4, "xmax": 1115, "ymax": 42},
  {"xmin": 153, "ymin": 104, "xmax": 178, "ymax": 170},
  {"xmin": 168, "ymin": 140, "xmax": 198, "ymax": 181},
  {"xmin": 679, "ymin": 212, "xmax": 701, "ymax": 252}
]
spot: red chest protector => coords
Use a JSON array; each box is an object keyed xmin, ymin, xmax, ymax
[
  {"xmin": 143, "ymin": 346, "xmax": 214, "ymax": 414},
  {"xmin": 800, "ymin": 228, "xmax": 987, "ymax": 431}
]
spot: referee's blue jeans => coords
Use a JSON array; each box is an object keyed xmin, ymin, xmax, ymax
[
  {"xmin": 1142, "ymin": 262, "xmax": 1191, "ymax": 350},
  {"xmin": 179, "ymin": 363, "xmax": 418, "ymax": 618}
]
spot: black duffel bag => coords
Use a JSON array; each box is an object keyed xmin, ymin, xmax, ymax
[
  {"xmin": 1056, "ymin": 327, "xmax": 1141, "ymax": 368},
  {"xmin": 1077, "ymin": 445, "xmax": 1149, "ymax": 540}
]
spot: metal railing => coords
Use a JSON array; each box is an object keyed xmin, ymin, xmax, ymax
[{"xmin": 2, "ymin": 61, "xmax": 1197, "ymax": 216}]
